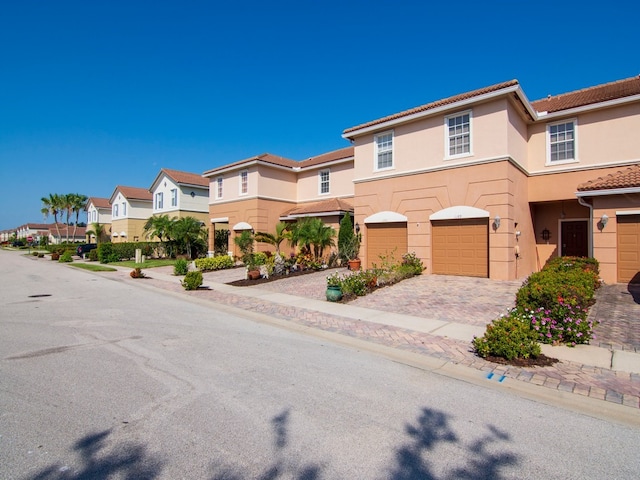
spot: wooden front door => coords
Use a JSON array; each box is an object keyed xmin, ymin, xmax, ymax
[{"xmin": 561, "ymin": 221, "xmax": 588, "ymax": 257}]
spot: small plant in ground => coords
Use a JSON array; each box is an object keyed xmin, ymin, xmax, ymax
[
  {"xmin": 182, "ymin": 270, "xmax": 203, "ymax": 290},
  {"xmin": 87, "ymin": 249, "xmax": 98, "ymax": 261},
  {"xmin": 174, "ymin": 258, "xmax": 189, "ymax": 276},
  {"xmin": 130, "ymin": 267, "xmax": 145, "ymax": 278},
  {"xmin": 59, "ymin": 250, "xmax": 74, "ymax": 263},
  {"xmin": 473, "ymin": 311, "xmax": 541, "ymax": 360}
]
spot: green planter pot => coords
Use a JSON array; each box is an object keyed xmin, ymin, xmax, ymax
[{"xmin": 326, "ymin": 285, "xmax": 342, "ymax": 302}]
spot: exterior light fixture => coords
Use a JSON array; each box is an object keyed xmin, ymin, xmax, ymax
[
  {"xmin": 598, "ymin": 214, "xmax": 609, "ymax": 231},
  {"xmin": 355, "ymin": 222, "xmax": 360, "ymax": 234},
  {"xmin": 492, "ymin": 216, "xmax": 501, "ymax": 231},
  {"xmin": 541, "ymin": 228, "xmax": 550, "ymax": 241}
]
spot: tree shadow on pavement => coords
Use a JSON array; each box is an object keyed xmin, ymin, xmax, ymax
[{"xmin": 27, "ymin": 429, "xmax": 165, "ymax": 480}]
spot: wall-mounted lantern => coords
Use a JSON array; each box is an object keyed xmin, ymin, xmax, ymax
[
  {"xmin": 492, "ymin": 216, "xmax": 501, "ymax": 231},
  {"xmin": 541, "ymin": 228, "xmax": 551, "ymax": 241}
]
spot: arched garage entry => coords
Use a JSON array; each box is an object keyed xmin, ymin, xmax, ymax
[
  {"xmin": 364, "ymin": 211, "xmax": 408, "ymax": 266},
  {"xmin": 430, "ymin": 206, "xmax": 489, "ymax": 278}
]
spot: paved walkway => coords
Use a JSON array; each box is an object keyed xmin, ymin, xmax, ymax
[{"xmin": 102, "ymin": 264, "xmax": 640, "ymax": 411}]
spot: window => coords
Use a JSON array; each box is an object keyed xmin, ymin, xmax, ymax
[
  {"xmin": 446, "ymin": 111, "xmax": 471, "ymax": 157},
  {"xmin": 113, "ymin": 204, "xmax": 119, "ymax": 217},
  {"xmin": 155, "ymin": 192, "xmax": 163, "ymax": 209},
  {"xmin": 216, "ymin": 177, "xmax": 223, "ymax": 199},
  {"xmin": 170, "ymin": 189, "xmax": 177, "ymax": 207},
  {"xmin": 240, "ymin": 170, "xmax": 248, "ymax": 195},
  {"xmin": 122, "ymin": 202, "xmax": 127, "ymax": 216},
  {"xmin": 548, "ymin": 120, "xmax": 576, "ymax": 163},
  {"xmin": 375, "ymin": 132, "xmax": 393, "ymax": 170},
  {"xmin": 319, "ymin": 169, "xmax": 330, "ymax": 194}
]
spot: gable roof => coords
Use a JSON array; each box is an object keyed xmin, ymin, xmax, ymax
[
  {"xmin": 282, "ymin": 198, "xmax": 354, "ymax": 217},
  {"xmin": 154, "ymin": 168, "xmax": 210, "ymax": 189},
  {"xmin": 532, "ymin": 76, "xmax": 640, "ymax": 113},
  {"xmin": 343, "ymin": 80, "xmax": 520, "ymax": 136},
  {"xmin": 298, "ymin": 146, "xmax": 354, "ymax": 168},
  {"xmin": 87, "ymin": 197, "xmax": 111, "ymax": 209},
  {"xmin": 110, "ymin": 186, "xmax": 153, "ymax": 203},
  {"xmin": 577, "ymin": 164, "xmax": 640, "ymax": 192}
]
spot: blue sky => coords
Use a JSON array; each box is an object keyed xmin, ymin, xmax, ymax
[{"xmin": 1, "ymin": 0, "xmax": 638, "ymax": 230}]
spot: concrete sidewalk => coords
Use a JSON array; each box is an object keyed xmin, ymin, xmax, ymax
[{"xmin": 103, "ymin": 264, "xmax": 640, "ymax": 410}]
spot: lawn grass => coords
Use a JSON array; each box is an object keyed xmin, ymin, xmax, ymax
[
  {"xmin": 69, "ymin": 263, "xmax": 118, "ymax": 272},
  {"xmin": 111, "ymin": 258, "xmax": 176, "ymax": 269}
]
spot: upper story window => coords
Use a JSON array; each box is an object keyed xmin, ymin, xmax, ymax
[
  {"xmin": 155, "ymin": 192, "xmax": 163, "ymax": 209},
  {"xmin": 122, "ymin": 202, "xmax": 127, "ymax": 216},
  {"xmin": 113, "ymin": 204, "xmax": 119, "ymax": 217},
  {"xmin": 445, "ymin": 111, "xmax": 472, "ymax": 158},
  {"xmin": 170, "ymin": 189, "xmax": 178, "ymax": 207},
  {"xmin": 240, "ymin": 170, "xmax": 248, "ymax": 195},
  {"xmin": 374, "ymin": 131, "xmax": 394, "ymax": 170},
  {"xmin": 216, "ymin": 177, "xmax": 223, "ymax": 199},
  {"xmin": 547, "ymin": 120, "xmax": 577, "ymax": 164},
  {"xmin": 319, "ymin": 169, "xmax": 330, "ymax": 194}
]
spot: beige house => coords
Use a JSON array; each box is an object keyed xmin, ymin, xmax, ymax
[
  {"xmin": 203, "ymin": 147, "xmax": 354, "ymax": 258},
  {"xmin": 109, "ymin": 186, "xmax": 153, "ymax": 243},
  {"xmin": 341, "ymin": 76, "xmax": 640, "ymax": 284},
  {"xmin": 85, "ymin": 197, "xmax": 112, "ymax": 243},
  {"xmin": 149, "ymin": 168, "xmax": 209, "ymax": 224}
]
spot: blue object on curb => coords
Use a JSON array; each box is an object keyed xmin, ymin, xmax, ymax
[{"xmin": 487, "ymin": 372, "xmax": 494, "ymax": 380}]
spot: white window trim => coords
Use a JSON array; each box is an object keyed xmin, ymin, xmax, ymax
[
  {"xmin": 444, "ymin": 110, "xmax": 473, "ymax": 160},
  {"xmin": 216, "ymin": 177, "xmax": 223, "ymax": 199},
  {"xmin": 156, "ymin": 192, "xmax": 164, "ymax": 210},
  {"xmin": 239, "ymin": 170, "xmax": 248, "ymax": 196},
  {"xmin": 546, "ymin": 118, "xmax": 579, "ymax": 166},
  {"xmin": 319, "ymin": 169, "xmax": 330, "ymax": 195},
  {"xmin": 374, "ymin": 130, "xmax": 394, "ymax": 172},
  {"xmin": 122, "ymin": 202, "xmax": 127, "ymax": 217},
  {"xmin": 170, "ymin": 188, "xmax": 178, "ymax": 207},
  {"xmin": 113, "ymin": 204, "xmax": 119, "ymax": 217}
]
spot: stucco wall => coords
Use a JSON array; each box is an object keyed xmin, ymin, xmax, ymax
[{"xmin": 296, "ymin": 162, "xmax": 354, "ymax": 201}]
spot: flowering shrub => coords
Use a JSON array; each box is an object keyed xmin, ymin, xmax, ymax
[
  {"xmin": 473, "ymin": 311, "xmax": 541, "ymax": 360},
  {"xmin": 525, "ymin": 298, "xmax": 594, "ymax": 346}
]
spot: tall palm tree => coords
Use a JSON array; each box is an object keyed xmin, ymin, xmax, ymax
[
  {"xmin": 70, "ymin": 193, "xmax": 88, "ymax": 240},
  {"xmin": 144, "ymin": 214, "xmax": 175, "ymax": 257},
  {"xmin": 255, "ymin": 222, "xmax": 289, "ymax": 254},
  {"xmin": 86, "ymin": 222, "xmax": 105, "ymax": 244},
  {"xmin": 41, "ymin": 193, "xmax": 63, "ymax": 241},
  {"xmin": 173, "ymin": 216, "xmax": 205, "ymax": 259}
]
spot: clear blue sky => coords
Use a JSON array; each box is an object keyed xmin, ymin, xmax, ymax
[{"xmin": 1, "ymin": 0, "xmax": 638, "ymax": 230}]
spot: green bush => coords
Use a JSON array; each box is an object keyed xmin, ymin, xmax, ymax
[
  {"xmin": 59, "ymin": 250, "xmax": 74, "ymax": 263},
  {"xmin": 174, "ymin": 258, "xmax": 189, "ymax": 275},
  {"xmin": 401, "ymin": 252, "xmax": 425, "ymax": 275},
  {"xmin": 515, "ymin": 267, "xmax": 598, "ymax": 312},
  {"xmin": 194, "ymin": 255, "xmax": 234, "ymax": 272},
  {"xmin": 182, "ymin": 271, "xmax": 203, "ymax": 290},
  {"xmin": 87, "ymin": 249, "xmax": 98, "ymax": 261},
  {"xmin": 473, "ymin": 312, "xmax": 542, "ymax": 360}
]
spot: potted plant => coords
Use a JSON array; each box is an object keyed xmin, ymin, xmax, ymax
[
  {"xmin": 326, "ymin": 272, "xmax": 343, "ymax": 302},
  {"xmin": 346, "ymin": 234, "xmax": 361, "ymax": 271}
]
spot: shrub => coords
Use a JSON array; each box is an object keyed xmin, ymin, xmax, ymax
[
  {"xmin": 174, "ymin": 258, "xmax": 189, "ymax": 276},
  {"xmin": 182, "ymin": 271, "xmax": 203, "ymax": 290},
  {"xmin": 515, "ymin": 269, "xmax": 597, "ymax": 312},
  {"xmin": 59, "ymin": 250, "xmax": 74, "ymax": 263},
  {"xmin": 130, "ymin": 267, "xmax": 145, "ymax": 278},
  {"xmin": 194, "ymin": 255, "xmax": 234, "ymax": 272},
  {"xmin": 401, "ymin": 252, "xmax": 425, "ymax": 275},
  {"xmin": 473, "ymin": 312, "xmax": 542, "ymax": 360},
  {"xmin": 524, "ymin": 301, "xmax": 594, "ymax": 346},
  {"xmin": 87, "ymin": 249, "xmax": 98, "ymax": 261}
]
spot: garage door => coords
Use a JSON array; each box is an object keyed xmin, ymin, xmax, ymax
[
  {"xmin": 617, "ymin": 215, "xmax": 640, "ymax": 283},
  {"xmin": 366, "ymin": 222, "xmax": 408, "ymax": 267},
  {"xmin": 432, "ymin": 218, "xmax": 488, "ymax": 277}
]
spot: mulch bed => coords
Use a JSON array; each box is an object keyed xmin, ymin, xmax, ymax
[
  {"xmin": 226, "ymin": 268, "xmax": 323, "ymax": 287},
  {"xmin": 484, "ymin": 354, "xmax": 559, "ymax": 367}
]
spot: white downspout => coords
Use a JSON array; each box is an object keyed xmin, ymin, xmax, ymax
[{"xmin": 577, "ymin": 196, "xmax": 594, "ymax": 257}]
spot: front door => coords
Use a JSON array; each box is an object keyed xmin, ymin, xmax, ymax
[{"xmin": 561, "ymin": 220, "xmax": 588, "ymax": 257}]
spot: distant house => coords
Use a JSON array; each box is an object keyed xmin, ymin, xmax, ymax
[
  {"xmin": 109, "ymin": 186, "xmax": 153, "ymax": 243},
  {"xmin": 341, "ymin": 76, "xmax": 640, "ymax": 284},
  {"xmin": 47, "ymin": 224, "xmax": 86, "ymax": 245},
  {"xmin": 202, "ymin": 147, "xmax": 354, "ymax": 258},
  {"xmin": 149, "ymin": 168, "xmax": 209, "ymax": 224},
  {"xmin": 85, "ymin": 197, "xmax": 112, "ymax": 243}
]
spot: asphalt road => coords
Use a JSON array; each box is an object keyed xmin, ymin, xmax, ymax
[{"xmin": 1, "ymin": 250, "xmax": 639, "ymax": 479}]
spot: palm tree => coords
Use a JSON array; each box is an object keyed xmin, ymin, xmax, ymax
[
  {"xmin": 86, "ymin": 222, "xmax": 105, "ymax": 244},
  {"xmin": 172, "ymin": 216, "xmax": 205, "ymax": 259},
  {"xmin": 41, "ymin": 193, "xmax": 63, "ymax": 241},
  {"xmin": 144, "ymin": 214, "xmax": 175, "ymax": 257},
  {"xmin": 254, "ymin": 222, "xmax": 289, "ymax": 254},
  {"xmin": 70, "ymin": 193, "xmax": 88, "ymax": 240},
  {"xmin": 287, "ymin": 217, "xmax": 335, "ymax": 260}
]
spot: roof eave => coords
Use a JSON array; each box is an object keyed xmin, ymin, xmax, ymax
[
  {"xmin": 537, "ymin": 93, "xmax": 640, "ymax": 120},
  {"xmin": 576, "ymin": 186, "xmax": 640, "ymax": 197}
]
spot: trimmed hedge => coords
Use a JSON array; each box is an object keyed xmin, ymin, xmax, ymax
[
  {"xmin": 194, "ymin": 255, "xmax": 234, "ymax": 272},
  {"xmin": 98, "ymin": 242, "xmax": 156, "ymax": 263}
]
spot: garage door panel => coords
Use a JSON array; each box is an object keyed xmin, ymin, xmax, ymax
[
  {"xmin": 432, "ymin": 218, "xmax": 488, "ymax": 278},
  {"xmin": 617, "ymin": 215, "xmax": 640, "ymax": 283},
  {"xmin": 367, "ymin": 222, "xmax": 408, "ymax": 266}
]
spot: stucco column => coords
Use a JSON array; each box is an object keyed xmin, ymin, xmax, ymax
[{"xmin": 208, "ymin": 221, "xmax": 215, "ymax": 257}]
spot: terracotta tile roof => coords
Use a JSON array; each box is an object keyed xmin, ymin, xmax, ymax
[
  {"xmin": 532, "ymin": 76, "xmax": 640, "ymax": 113},
  {"xmin": 299, "ymin": 146, "xmax": 354, "ymax": 168},
  {"xmin": 24, "ymin": 223, "xmax": 50, "ymax": 229},
  {"xmin": 160, "ymin": 168, "xmax": 209, "ymax": 187},
  {"xmin": 577, "ymin": 164, "xmax": 640, "ymax": 191},
  {"xmin": 88, "ymin": 197, "xmax": 111, "ymax": 209},
  {"xmin": 203, "ymin": 153, "xmax": 298, "ymax": 176},
  {"xmin": 283, "ymin": 198, "xmax": 354, "ymax": 216},
  {"xmin": 114, "ymin": 186, "xmax": 153, "ymax": 201},
  {"xmin": 343, "ymin": 80, "xmax": 520, "ymax": 135}
]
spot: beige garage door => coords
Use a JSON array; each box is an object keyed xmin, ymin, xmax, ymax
[
  {"xmin": 432, "ymin": 218, "xmax": 488, "ymax": 277},
  {"xmin": 617, "ymin": 215, "xmax": 640, "ymax": 283},
  {"xmin": 366, "ymin": 222, "xmax": 408, "ymax": 267}
]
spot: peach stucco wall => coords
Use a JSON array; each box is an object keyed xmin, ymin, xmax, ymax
[
  {"xmin": 256, "ymin": 167, "xmax": 298, "ymax": 199},
  {"xmin": 296, "ymin": 161, "xmax": 354, "ymax": 201}
]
